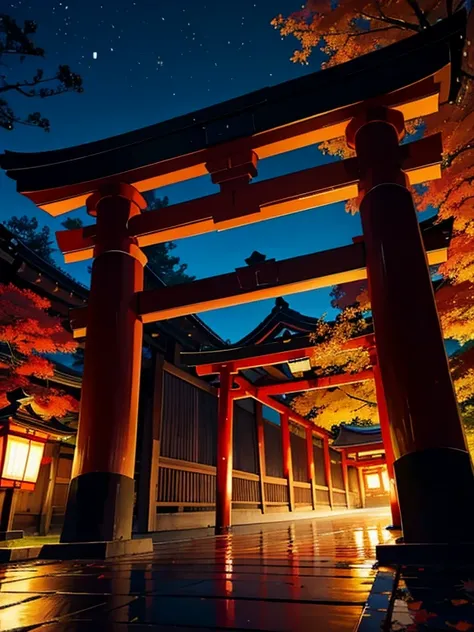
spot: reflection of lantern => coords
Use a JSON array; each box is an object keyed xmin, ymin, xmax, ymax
[{"xmin": 0, "ymin": 422, "xmax": 48, "ymax": 491}]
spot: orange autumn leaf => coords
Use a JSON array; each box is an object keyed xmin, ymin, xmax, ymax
[
  {"xmin": 413, "ymin": 609, "xmax": 437, "ymax": 624},
  {"xmin": 272, "ymin": 5, "xmax": 474, "ymax": 335},
  {"xmin": 447, "ymin": 622, "xmax": 474, "ymax": 631},
  {"xmin": 16, "ymin": 356, "xmax": 55, "ymax": 379},
  {"xmin": 274, "ymin": 5, "xmax": 474, "ymax": 434},
  {"xmin": 0, "ymin": 283, "xmax": 78, "ymax": 417},
  {"xmin": 292, "ymin": 307, "xmax": 374, "ymax": 428}
]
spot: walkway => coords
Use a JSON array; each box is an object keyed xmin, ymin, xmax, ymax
[{"xmin": 0, "ymin": 508, "xmax": 395, "ymax": 631}]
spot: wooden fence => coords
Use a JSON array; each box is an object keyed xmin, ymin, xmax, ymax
[
  {"xmin": 136, "ymin": 357, "xmax": 362, "ymax": 530},
  {"xmin": 9, "ymin": 355, "xmax": 364, "ymax": 534}
]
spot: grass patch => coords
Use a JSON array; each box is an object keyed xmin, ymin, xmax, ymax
[{"xmin": 0, "ymin": 535, "xmax": 60, "ymax": 549}]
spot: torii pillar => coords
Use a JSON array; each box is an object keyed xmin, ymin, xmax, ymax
[
  {"xmin": 61, "ymin": 183, "xmax": 147, "ymax": 543},
  {"xmin": 347, "ymin": 107, "xmax": 474, "ymax": 544},
  {"xmin": 368, "ymin": 347, "xmax": 401, "ymax": 529},
  {"xmin": 216, "ymin": 366, "xmax": 234, "ymax": 535}
]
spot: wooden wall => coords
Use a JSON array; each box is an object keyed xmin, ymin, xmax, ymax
[
  {"xmin": 9, "ymin": 360, "xmax": 364, "ymax": 534},
  {"xmin": 150, "ymin": 364, "xmax": 361, "ymax": 529}
]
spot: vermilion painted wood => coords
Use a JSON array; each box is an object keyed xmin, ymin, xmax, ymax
[
  {"xmin": 281, "ymin": 413, "xmax": 295, "ymax": 512},
  {"xmin": 323, "ymin": 438, "xmax": 334, "ymax": 509},
  {"xmin": 4, "ymin": 65, "xmax": 448, "ymax": 216},
  {"xmin": 257, "ymin": 369, "xmax": 374, "ymax": 397},
  {"xmin": 350, "ymin": 110, "xmax": 466, "ymax": 456},
  {"xmin": 233, "ymin": 375, "xmax": 329, "ymax": 439},
  {"xmin": 368, "ymin": 348, "xmax": 401, "ymax": 528},
  {"xmin": 54, "ymin": 133, "xmax": 442, "ymax": 262},
  {"xmin": 341, "ymin": 451, "xmax": 351, "ymax": 508},
  {"xmin": 68, "ymin": 213, "xmax": 451, "ymax": 338},
  {"xmin": 216, "ymin": 366, "xmax": 234, "ymax": 534},
  {"xmin": 189, "ymin": 334, "xmax": 376, "ymax": 376},
  {"xmin": 194, "ymin": 347, "xmax": 314, "ymax": 377},
  {"xmin": 306, "ymin": 428, "xmax": 317, "ymax": 510},
  {"xmin": 255, "ymin": 402, "xmax": 267, "ymax": 513},
  {"xmin": 71, "ymin": 186, "xmax": 146, "ymax": 480},
  {"xmin": 358, "ymin": 467, "xmax": 367, "ymax": 507},
  {"xmin": 353, "ymin": 457, "xmax": 387, "ymax": 469}
]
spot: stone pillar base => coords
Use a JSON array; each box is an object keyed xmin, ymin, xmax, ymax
[
  {"xmin": 61, "ymin": 472, "xmax": 135, "ymax": 543},
  {"xmin": 395, "ymin": 447, "xmax": 474, "ymax": 543},
  {"xmin": 377, "ymin": 542, "xmax": 474, "ymax": 567}
]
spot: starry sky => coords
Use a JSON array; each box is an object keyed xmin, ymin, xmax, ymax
[{"xmin": 0, "ymin": 0, "xmax": 367, "ymax": 343}]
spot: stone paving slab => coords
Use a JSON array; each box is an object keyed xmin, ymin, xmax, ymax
[{"xmin": 0, "ymin": 508, "xmax": 394, "ymax": 631}]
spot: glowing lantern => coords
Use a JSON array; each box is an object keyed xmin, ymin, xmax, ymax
[
  {"xmin": 0, "ymin": 422, "xmax": 48, "ymax": 491},
  {"xmin": 365, "ymin": 472, "xmax": 381, "ymax": 490}
]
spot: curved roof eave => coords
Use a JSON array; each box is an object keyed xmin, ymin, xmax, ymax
[{"xmin": 0, "ymin": 12, "xmax": 466, "ymax": 212}]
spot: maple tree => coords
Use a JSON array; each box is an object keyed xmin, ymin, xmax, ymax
[
  {"xmin": 0, "ymin": 283, "xmax": 79, "ymax": 417},
  {"xmin": 272, "ymin": 2, "xmax": 474, "ymax": 444},
  {"xmin": 291, "ymin": 307, "xmax": 377, "ymax": 429}
]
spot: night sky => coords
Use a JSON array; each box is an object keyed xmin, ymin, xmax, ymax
[{"xmin": 0, "ymin": 0, "xmax": 366, "ymax": 342}]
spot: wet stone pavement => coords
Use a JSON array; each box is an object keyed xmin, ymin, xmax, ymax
[
  {"xmin": 388, "ymin": 566, "xmax": 474, "ymax": 631},
  {"xmin": 0, "ymin": 508, "xmax": 411, "ymax": 631}
]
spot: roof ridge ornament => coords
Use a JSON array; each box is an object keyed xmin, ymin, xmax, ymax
[
  {"xmin": 245, "ymin": 251, "xmax": 267, "ymax": 266},
  {"xmin": 274, "ymin": 297, "xmax": 289, "ymax": 310}
]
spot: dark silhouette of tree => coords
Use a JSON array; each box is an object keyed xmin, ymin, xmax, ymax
[
  {"xmin": 0, "ymin": 13, "xmax": 83, "ymax": 131},
  {"xmin": 60, "ymin": 195, "xmax": 194, "ymax": 285},
  {"xmin": 61, "ymin": 217, "xmax": 84, "ymax": 230},
  {"xmin": 142, "ymin": 193, "xmax": 195, "ymax": 285},
  {"xmin": 5, "ymin": 215, "xmax": 55, "ymax": 262}
]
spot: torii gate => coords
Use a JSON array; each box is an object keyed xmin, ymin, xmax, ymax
[
  {"xmin": 2, "ymin": 13, "xmax": 473, "ymax": 552},
  {"xmin": 181, "ymin": 331, "xmax": 403, "ymax": 532}
]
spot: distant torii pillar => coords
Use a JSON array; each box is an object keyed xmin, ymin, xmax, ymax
[
  {"xmin": 347, "ymin": 107, "xmax": 474, "ymax": 544},
  {"xmin": 216, "ymin": 366, "xmax": 234, "ymax": 535},
  {"xmin": 368, "ymin": 347, "xmax": 401, "ymax": 529}
]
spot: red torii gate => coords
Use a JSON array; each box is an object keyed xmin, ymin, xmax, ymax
[
  {"xmin": 1, "ymin": 13, "xmax": 473, "ymax": 552},
  {"xmin": 184, "ymin": 332, "xmax": 401, "ymax": 531}
]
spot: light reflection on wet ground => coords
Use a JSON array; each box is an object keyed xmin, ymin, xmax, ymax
[{"xmin": 0, "ymin": 508, "xmax": 394, "ymax": 631}]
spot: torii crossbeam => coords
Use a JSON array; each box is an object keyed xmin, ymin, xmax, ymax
[{"xmin": 69, "ymin": 217, "xmax": 451, "ymax": 338}]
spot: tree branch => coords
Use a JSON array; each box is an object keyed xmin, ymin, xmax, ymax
[
  {"xmin": 443, "ymin": 140, "xmax": 474, "ymax": 168},
  {"xmin": 345, "ymin": 25, "xmax": 399, "ymax": 37},
  {"xmin": 362, "ymin": 5, "xmax": 420, "ymax": 32},
  {"xmin": 404, "ymin": 0, "xmax": 430, "ymax": 28},
  {"xmin": 315, "ymin": 25, "xmax": 399, "ymax": 38},
  {"xmin": 0, "ymin": 70, "xmax": 62, "ymax": 95},
  {"xmin": 336, "ymin": 386, "xmax": 377, "ymax": 407}
]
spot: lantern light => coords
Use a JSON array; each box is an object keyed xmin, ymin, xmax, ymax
[
  {"xmin": 365, "ymin": 473, "xmax": 381, "ymax": 490},
  {"xmin": 288, "ymin": 358, "xmax": 312, "ymax": 375},
  {"xmin": 0, "ymin": 422, "xmax": 48, "ymax": 491}
]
